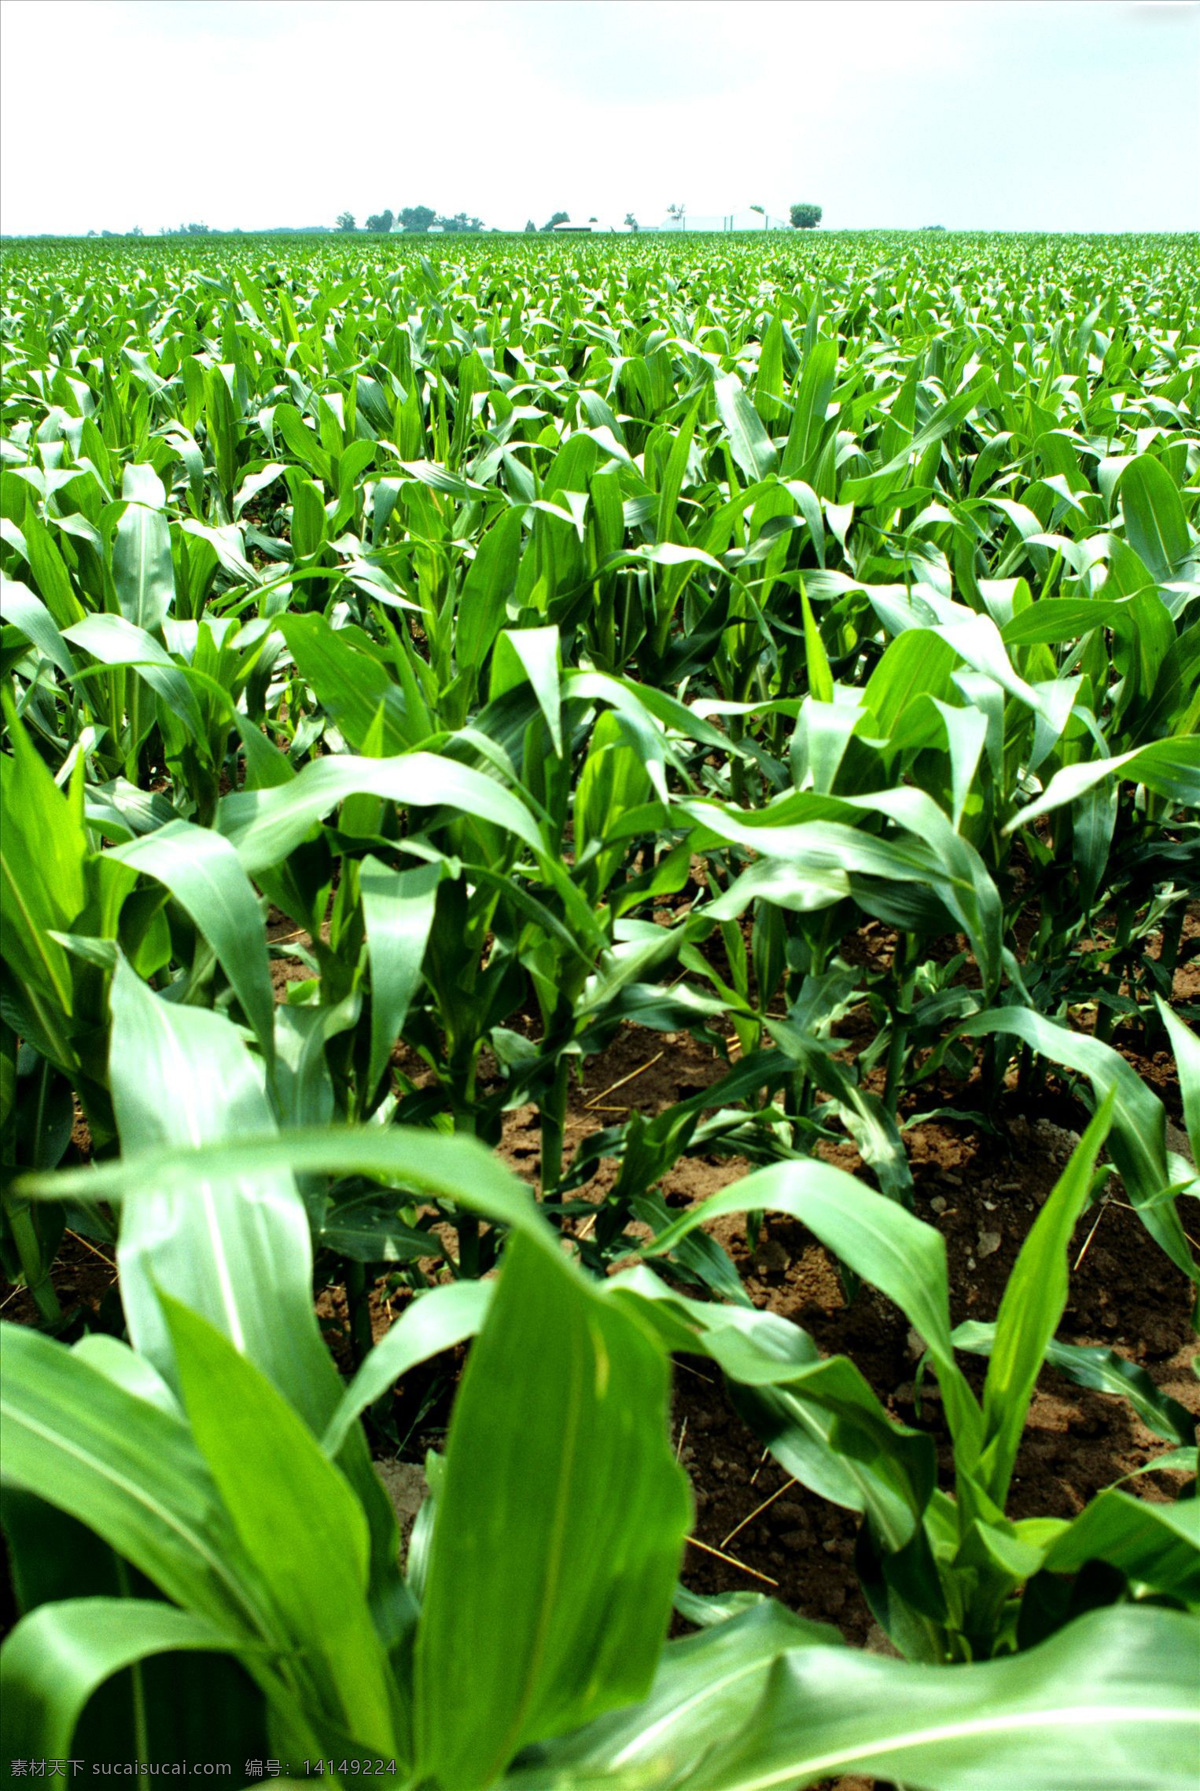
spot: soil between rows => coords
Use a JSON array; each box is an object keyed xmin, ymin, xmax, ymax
[{"xmin": 3, "ymin": 936, "xmax": 1197, "ymax": 1789}]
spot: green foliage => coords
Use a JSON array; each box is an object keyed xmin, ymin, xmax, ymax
[
  {"xmin": 2, "ymin": 226, "xmax": 1198, "ymax": 1780},
  {"xmin": 3, "ymin": 1047, "xmax": 1196, "ymax": 1778},
  {"xmin": 399, "ymin": 205, "xmax": 437, "ymax": 233},
  {"xmin": 790, "ymin": 202, "xmax": 823, "ymax": 229}
]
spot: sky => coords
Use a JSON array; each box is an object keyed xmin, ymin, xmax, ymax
[{"xmin": 1, "ymin": 0, "xmax": 1198, "ymax": 235}]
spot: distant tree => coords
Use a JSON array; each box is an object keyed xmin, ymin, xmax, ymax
[
  {"xmin": 336, "ymin": 211, "xmax": 356, "ymax": 232},
  {"xmin": 365, "ymin": 208, "xmax": 395, "ymax": 233},
  {"xmin": 183, "ymin": 221, "xmax": 211, "ymax": 235},
  {"xmin": 436, "ymin": 212, "xmax": 483, "ymax": 233},
  {"xmin": 398, "ymin": 205, "xmax": 436, "ymax": 232},
  {"xmin": 922, "ymin": 223, "xmax": 947, "ymax": 231},
  {"xmin": 665, "ymin": 202, "xmax": 686, "ymax": 229},
  {"xmin": 540, "ymin": 211, "xmax": 570, "ymax": 232},
  {"xmin": 129, "ymin": 224, "xmax": 144, "ymax": 237},
  {"xmin": 789, "ymin": 202, "xmax": 823, "ymax": 230},
  {"xmin": 524, "ymin": 219, "xmax": 538, "ymax": 234},
  {"xmin": 624, "ymin": 212, "xmax": 639, "ymax": 232},
  {"xmin": 101, "ymin": 229, "xmax": 115, "ymax": 238}
]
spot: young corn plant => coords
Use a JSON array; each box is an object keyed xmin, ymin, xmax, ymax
[{"xmin": 3, "ymin": 992, "xmax": 1197, "ymax": 1785}]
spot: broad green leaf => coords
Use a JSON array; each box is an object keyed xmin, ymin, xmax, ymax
[
  {"xmin": 105, "ymin": 962, "xmax": 338, "ymax": 1435},
  {"xmin": 276, "ymin": 613, "xmax": 411, "ymax": 754},
  {"xmin": 0, "ymin": 1323, "xmax": 266, "ymax": 1632},
  {"xmin": 112, "ymin": 500, "xmax": 174, "ymax": 633},
  {"xmin": 612, "ymin": 1267, "xmax": 936, "ymax": 1552},
  {"xmin": 216, "ymin": 751, "xmax": 545, "ymax": 870},
  {"xmin": 0, "ymin": 697, "xmax": 85, "ymax": 1045},
  {"xmin": 1009, "ymin": 738, "xmax": 1200, "ymax": 829},
  {"xmin": 20, "ymin": 1125, "xmax": 557, "ymax": 1266},
  {"xmin": 322, "ymin": 1280, "xmax": 494, "ymax": 1459},
  {"xmin": 1157, "ymin": 1000, "xmax": 1200, "ymax": 1167},
  {"xmin": 455, "ymin": 506, "xmax": 525, "ymax": 674},
  {"xmin": 956, "ymin": 1008, "xmax": 1196, "ymax": 1287},
  {"xmin": 511, "ymin": 1600, "xmax": 840, "ymax": 1780},
  {"xmin": 976, "ymin": 1098, "xmax": 1114, "ymax": 1503},
  {"xmin": 113, "ymin": 822, "xmax": 276, "ymax": 1064},
  {"xmin": 162, "ymin": 1296, "xmax": 398, "ymax": 1756},
  {"xmin": 413, "ymin": 1233, "xmax": 691, "ymax": 1786},
  {"xmin": 781, "ymin": 336, "xmax": 837, "ymax": 478},
  {"xmin": 491, "ymin": 625, "xmax": 563, "ymax": 755},
  {"xmin": 1041, "ymin": 1489, "xmax": 1200, "ymax": 1601},
  {"xmin": 714, "ymin": 372, "xmax": 777, "ymax": 482},
  {"xmin": 952, "ymin": 1322, "xmax": 1197, "ymax": 1447},
  {"xmin": 0, "ymin": 574, "xmax": 78, "ymax": 677},
  {"xmin": 1119, "ymin": 454, "xmax": 1192, "ymax": 585},
  {"xmin": 62, "ymin": 612, "xmax": 204, "ymax": 738},
  {"xmin": 641, "ymin": 1158, "xmax": 980, "ymax": 1456},
  {"xmin": 515, "ymin": 1606, "xmax": 1200, "ymax": 1790},
  {"xmin": 360, "ymin": 856, "xmax": 441, "ymax": 1099},
  {"xmin": 0, "ymin": 1599, "xmax": 244, "ymax": 1767},
  {"xmin": 680, "ymin": 1605, "xmax": 1200, "ymax": 1791}
]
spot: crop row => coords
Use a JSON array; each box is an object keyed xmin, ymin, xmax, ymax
[{"xmin": 1, "ymin": 231, "xmax": 1198, "ymax": 1785}]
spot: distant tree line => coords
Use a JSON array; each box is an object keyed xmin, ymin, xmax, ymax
[{"xmin": 347, "ymin": 206, "xmax": 486, "ymax": 233}]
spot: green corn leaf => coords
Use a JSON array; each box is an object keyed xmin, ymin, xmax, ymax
[
  {"xmin": 1040, "ymin": 1489, "xmax": 1200, "ymax": 1602},
  {"xmin": 216, "ymin": 751, "xmax": 545, "ymax": 871},
  {"xmin": 639, "ymin": 1157, "xmax": 981, "ymax": 1458},
  {"xmin": 161, "ymin": 1295, "xmax": 399, "ymax": 1757},
  {"xmin": 491, "ymin": 625, "xmax": 563, "ymax": 756},
  {"xmin": 1156, "ymin": 1000, "xmax": 1200, "ymax": 1167},
  {"xmin": 953, "ymin": 1321, "xmax": 1196, "ymax": 1447},
  {"xmin": 0, "ymin": 1599, "xmax": 248, "ymax": 1768},
  {"xmin": 1118, "ymin": 453, "xmax": 1193, "ymax": 585},
  {"xmin": 62, "ymin": 613, "xmax": 205, "ymax": 739},
  {"xmin": 0, "ymin": 697, "xmax": 86, "ymax": 1037},
  {"xmin": 800, "ymin": 584, "xmax": 833, "ymax": 703},
  {"xmin": 1008, "ymin": 738, "xmax": 1200, "ymax": 830},
  {"xmin": 113, "ymin": 822, "xmax": 276, "ymax": 1064},
  {"xmin": 18, "ymin": 504, "xmax": 86, "ymax": 629},
  {"xmin": 975, "ymin": 1097, "xmax": 1114, "ymax": 1504},
  {"xmin": 456, "ymin": 506, "xmax": 526, "ymax": 676},
  {"xmin": 0, "ymin": 574, "xmax": 78, "ymax": 677},
  {"xmin": 105, "ymin": 962, "xmax": 343, "ymax": 1438},
  {"xmin": 413, "ymin": 1232, "xmax": 691, "ymax": 1786},
  {"xmin": 360, "ymin": 855, "xmax": 442, "ymax": 1098},
  {"xmin": 955, "ymin": 1008, "xmax": 1196, "ymax": 1289},
  {"xmin": 512, "ymin": 1606, "xmax": 1200, "ymax": 1790},
  {"xmin": 276, "ymin": 612, "xmax": 412, "ymax": 753},
  {"xmin": 19, "ymin": 1126, "xmax": 557, "ymax": 1266},
  {"xmin": 780, "ymin": 336, "xmax": 837, "ymax": 479},
  {"xmin": 0, "ymin": 1323, "xmax": 267, "ymax": 1633},
  {"xmin": 112, "ymin": 499, "xmax": 175, "ymax": 633},
  {"xmin": 322, "ymin": 1280, "xmax": 494, "ymax": 1459},
  {"xmin": 714, "ymin": 372, "xmax": 777, "ymax": 482}
]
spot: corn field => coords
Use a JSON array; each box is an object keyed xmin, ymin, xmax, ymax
[{"xmin": 1, "ymin": 229, "xmax": 1198, "ymax": 1788}]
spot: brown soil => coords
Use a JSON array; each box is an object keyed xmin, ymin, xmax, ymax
[{"xmin": 3, "ymin": 924, "xmax": 1196, "ymax": 1791}]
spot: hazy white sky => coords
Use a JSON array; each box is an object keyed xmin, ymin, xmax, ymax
[{"xmin": 1, "ymin": 0, "xmax": 1197, "ymax": 235}]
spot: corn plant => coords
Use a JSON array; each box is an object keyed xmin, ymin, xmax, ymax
[
  {"xmin": 4, "ymin": 228, "xmax": 1199, "ymax": 1786},
  {"xmin": 3, "ymin": 989, "xmax": 1196, "ymax": 1782}
]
